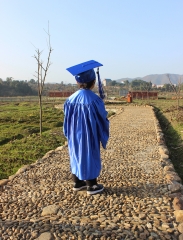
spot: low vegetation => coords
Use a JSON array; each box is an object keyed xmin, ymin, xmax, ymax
[{"xmin": 0, "ymin": 102, "xmax": 66, "ymax": 179}]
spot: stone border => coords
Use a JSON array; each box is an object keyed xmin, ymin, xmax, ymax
[
  {"xmin": 152, "ymin": 106, "xmax": 183, "ymax": 237},
  {"xmin": 0, "ymin": 142, "xmax": 69, "ymax": 189}
]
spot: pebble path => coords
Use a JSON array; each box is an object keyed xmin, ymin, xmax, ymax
[{"xmin": 1, "ymin": 106, "xmax": 183, "ymax": 240}]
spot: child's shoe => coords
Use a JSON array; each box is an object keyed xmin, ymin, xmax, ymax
[
  {"xmin": 73, "ymin": 181, "xmax": 87, "ymax": 191},
  {"xmin": 87, "ymin": 184, "xmax": 104, "ymax": 195}
]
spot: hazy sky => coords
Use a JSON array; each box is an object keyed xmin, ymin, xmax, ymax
[{"xmin": 1, "ymin": 0, "xmax": 183, "ymax": 83}]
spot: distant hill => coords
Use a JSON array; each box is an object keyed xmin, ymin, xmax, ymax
[{"xmin": 116, "ymin": 74, "xmax": 183, "ymax": 85}]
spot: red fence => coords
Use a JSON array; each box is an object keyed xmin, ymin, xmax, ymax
[
  {"xmin": 48, "ymin": 92, "xmax": 74, "ymax": 97},
  {"xmin": 130, "ymin": 91, "xmax": 158, "ymax": 99}
]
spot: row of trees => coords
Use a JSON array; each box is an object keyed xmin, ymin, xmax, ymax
[
  {"xmin": 107, "ymin": 79, "xmax": 180, "ymax": 92},
  {"xmin": 0, "ymin": 78, "xmax": 180, "ymax": 97},
  {"xmin": 0, "ymin": 78, "xmax": 37, "ymax": 96},
  {"xmin": 0, "ymin": 78, "xmax": 79, "ymax": 97}
]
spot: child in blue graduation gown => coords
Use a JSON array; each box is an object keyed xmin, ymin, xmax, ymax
[{"xmin": 64, "ymin": 60, "xmax": 109, "ymax": 195}]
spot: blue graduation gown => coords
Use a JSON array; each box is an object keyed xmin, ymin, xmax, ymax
[{"xmin": 63, "ymin": 89, "xmax": 109, "ymax": 180}]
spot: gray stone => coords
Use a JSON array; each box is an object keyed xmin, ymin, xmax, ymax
[
  {"xmin": 161, "ymin": 154, "xmax": 169, "ymax": 160},
  {"xmin": 139, "ymin": 213, "xmax": 146, "ymax": 220},
  {"xmin": 159, "ymin": 146, "xmax": 169, "ymax": 155},
  {"xmin": 139, "ymin": 232, "xmax": 147, "ymax": 239},
  {"xmin": 16, "ymin": 165, "xmax": 30, "ymax": 175},
  {"xmin": 42, "ymin": 150, "xmax": 55, "ymax": 160},
  {"xmin": 168, "ymin": 183, "xmax": 181, "ymax": 193},
  {"xmin": 8, "ymin": 174, "xmax": 16, "ymax": 181},
  {"xmin": 31, "ymin": 230, "xmax": 39, "ymax": 238},
  {"xmin": 173, "ymin": 197, "xmax": 183, "ymax": 210},
  {"xmin": 178, "ymin": 223, "xmax": 183, "ymax": 233},
  {"xmin": 166, "ymin": 173, "xmax": 182, "ymax": 182},
  {"xmin": 41, "ymin": 205, "xmax": 60, "ymax": 216},
  {"xmin": 174, "ymin": 210, "xmax": 183, "ymax": 222},
  {"xmin": 0, "ymin": 179, "xmax": 9, "ymax": 186},
  {"xmin": 35, "ymin": 232, "xmax": 53, "ymax": 240},
  {"xmin": 55, "ymin": 146, "xmax": 64, "ymax": 151},
  {"xmin": 150, "ymin": 232, "xmax": 159, "ymax": 237},
  {"xmin": 147, "ymin": 223, "xmax": 152, "ymax": 229},
  {"xmin": 169, "ymin": 192, "xmax": 182, "ymax": 199},
  {"xmin": 179, "ymin": 233, "xmax": 183, "ymax": 240},
  {"xmin": 164, "ymin": 165, "xmax": 174, "ymax": 172}
]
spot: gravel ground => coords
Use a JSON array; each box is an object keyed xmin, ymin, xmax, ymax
[{"xmin": 0, "ymin": 106, "xmax": 182, "ymax": 240}]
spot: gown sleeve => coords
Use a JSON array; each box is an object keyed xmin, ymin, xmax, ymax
[
  {"xmin": 90, "ymin": 98, "xmax": 109, "ymax": 149},
  {"xmin": 63, "ymin": 100, "xmax": 70, "ymax": 139}
]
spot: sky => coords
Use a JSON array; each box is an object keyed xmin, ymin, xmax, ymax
[{"xmin": 0, "ymin": 0, "xmax": 183, "ymax": 84}]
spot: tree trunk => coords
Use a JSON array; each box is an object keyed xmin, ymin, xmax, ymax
[
  {"xmin": 39, "ymin": 95, "xmax": 42, "ymax": 136},
  {"xmin": 177, "ymin": 97, "xmax": 179, "ymax": 111}
]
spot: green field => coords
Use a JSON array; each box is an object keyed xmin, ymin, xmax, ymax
[{"xmin": 0, "ymin": 101, "xmax": 66, "ymax": 179}]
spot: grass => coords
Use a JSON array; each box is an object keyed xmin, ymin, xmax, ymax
[{"xmin": 0, "ymin": 102, "xmax": 66, "ymax": 179}]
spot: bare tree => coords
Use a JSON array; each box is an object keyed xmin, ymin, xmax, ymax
[
  {"xmin": 141, "ymin": 81, "xmax": 152, "ymax": 101},
  {"xmin": 167, "ymin": 74, "xmax": 182, "ymax": 111},
  {"xmin": 33, "ymin": 24, "xmax": 53, "ymax": 135}
]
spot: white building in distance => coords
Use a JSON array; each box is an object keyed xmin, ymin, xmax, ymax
[{"xmin": 102, "ymin": 79, "xmax": 112, "ymax": 86}]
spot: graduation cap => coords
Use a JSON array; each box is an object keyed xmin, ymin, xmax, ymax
[
  {"xmin": 66, "ymin": 60, "xmax": 103, "ymax": 76},
  {"xmin": 66, "ymin": 60, "xmax": 105, "ymax": 99}
]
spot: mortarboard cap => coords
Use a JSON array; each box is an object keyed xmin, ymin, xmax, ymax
[
  {"xmin": 66, "ymin": 60, "xmax": 103, "ymax": 76},
  {"xmin": 66, "ymin": 60, "xmax": 105, "ymax": 98}
]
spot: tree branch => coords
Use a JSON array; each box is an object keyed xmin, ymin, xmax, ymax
[{"xmin": 167, "ymin": 74, "xmax": 177, "ymax": 94}]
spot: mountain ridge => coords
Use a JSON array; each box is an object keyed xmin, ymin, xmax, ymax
[{"xmin": 115, "ymin": 74, "xmax": 183, "ymax": 85}]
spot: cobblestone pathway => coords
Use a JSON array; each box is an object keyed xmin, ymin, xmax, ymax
[{"xmin": 0, "ymin": 106, "xmax": 183, "ymax": 240}]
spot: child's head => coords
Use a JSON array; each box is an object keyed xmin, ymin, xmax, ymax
[
  {"xmin": 77, "ymin": 79, "xmax": 96, "ymax": 89},
  {"xmin": 75, "ymin": 69, "xmax": 96, "ymax": 89},
  {"xmin": 66, "ymin": 60, "xmax": 103, "ymax": 90}
]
